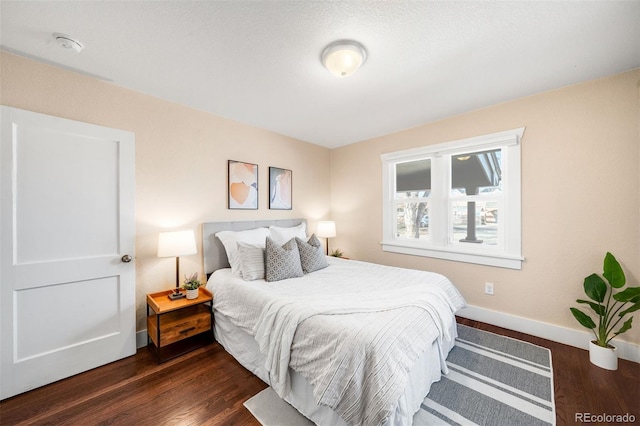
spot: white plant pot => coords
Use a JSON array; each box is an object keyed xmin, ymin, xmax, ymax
[
  {"xmin": 589, "ymin": 340, "xmax": 618, "ymax": 370},
  {"xmin": 186, "ymin": 288, "xmax": 199, "ymax": 300}
]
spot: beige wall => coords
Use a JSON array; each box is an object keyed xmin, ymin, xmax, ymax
[
  {"xmin": 2, "ymin": 51, "xmax": 638, "ymax": 344},
  {"xmin": 0, "ymin": 52, "xmax": 331, "ymax": 332},
  {"xmin": 331, "ymin": 69, "xmax": 640, "ymax": 344}
]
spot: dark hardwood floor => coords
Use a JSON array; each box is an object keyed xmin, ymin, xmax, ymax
[{"xmin": 1, "ymin": 318, "xmax": 638, "ymax": 425}]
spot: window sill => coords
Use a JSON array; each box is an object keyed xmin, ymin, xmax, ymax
[{"xmin": 381, "ymin": 241, "xmax": 523, "ymax": 270}]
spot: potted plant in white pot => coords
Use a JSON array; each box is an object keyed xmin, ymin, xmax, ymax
[
  {"xmin": 183, "ymin": 272, "xmax": 201, "ymax": 300},
  {"xmin": 570, "ymin": 252, "xmax": 640, "ymax": 370}
]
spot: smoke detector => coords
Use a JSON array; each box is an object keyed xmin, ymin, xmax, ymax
[{"xmin": 54, "ymin": 33, "xmax": 84, "ymax": 52}]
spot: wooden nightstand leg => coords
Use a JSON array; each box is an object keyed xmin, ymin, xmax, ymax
[
  {"xmin": 209, "ymin": 302, "xmax": 214, "ymax": 340},
  {"xmin": 146, "ymin": 304, "xmax": 150, "ymax": 346},
  {"xmin": 156, "ymin": 312, "xmax": 162, "ymax": 361}
]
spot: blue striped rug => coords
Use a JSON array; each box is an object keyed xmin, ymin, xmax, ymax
[{"xmin": 416, "ymin": 324, "xmax": 555, "ymax": 425}]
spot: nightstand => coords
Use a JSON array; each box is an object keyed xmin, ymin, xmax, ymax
[{"xmin": 146, "ymin": 287, "xmax": 214, "ymax": 363}]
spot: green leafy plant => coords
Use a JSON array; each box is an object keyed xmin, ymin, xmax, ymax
[
  {"xmin": 570, "ymin": 252, "xmax": 640, "ymax": 348},
  {"xmin": 182, "ymin": 272, "xmax": 201, "ymax": 290},
  {"xmin": 330, "ymin": 248, "xmax": 344, "ymax": 258}
]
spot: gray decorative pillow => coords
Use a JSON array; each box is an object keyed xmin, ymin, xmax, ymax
[
  {"xmin": 295, "ymin": 234, "xmax": 328, "ymax": 273},
  {"xmin": 265, "ymin": 237, "xmax": 304, "ymax": 282},
  {"xmin": 237, "ymin": 242, "xmax": 265, "ymax": 281}
]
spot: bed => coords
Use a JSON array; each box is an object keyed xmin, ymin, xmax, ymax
[{"xmin": 203, "ymin": 219, "xmax": 466, "ymax": 426}]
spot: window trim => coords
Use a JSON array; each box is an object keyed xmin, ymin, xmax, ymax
[{"xmin": 381, "ymin": 128, "xmax": 525, "ymax": 270}]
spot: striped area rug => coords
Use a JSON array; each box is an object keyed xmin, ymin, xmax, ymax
[{"xmin": 416, "ymin": 324, "xmax": 555, "ymax": 426}]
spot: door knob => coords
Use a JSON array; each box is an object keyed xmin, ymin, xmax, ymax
[{"xmin": 121, "ymin": 254, "xmax": 132, "ymax": 263}]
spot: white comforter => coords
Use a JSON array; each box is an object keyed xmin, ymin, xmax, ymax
[{"xmin": 209, "ymin": 257, "xmax": 465, "ymax": 425}]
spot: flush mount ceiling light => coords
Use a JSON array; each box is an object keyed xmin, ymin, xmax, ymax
[
  {"xmin": 54, "ymin": 33, "xmax": 84, "ymax": 53},
  {"xmin": 321, "ymin": 40, "xmax": 367, "ymax": 78}
]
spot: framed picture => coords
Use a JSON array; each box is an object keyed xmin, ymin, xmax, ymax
[
  {"xmin": 269, "ymin": 167, "xmax": 292, "ymax": 210},
  {"xmin": 228, "ymin": 160, "xmax": 258, "ymax": 209}
]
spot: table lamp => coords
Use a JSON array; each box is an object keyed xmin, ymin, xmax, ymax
[
  {"xmin": 157, "ymin": 229, "xmax": 197, "ymax": 300},
  {"xmin": 316, "ymin": 221, "xmax": 336, "ymax": 256}
]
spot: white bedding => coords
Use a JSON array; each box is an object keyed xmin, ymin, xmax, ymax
[{"xmin": 208, "ymin": 257, "xmax": 465, "ymax": 425}]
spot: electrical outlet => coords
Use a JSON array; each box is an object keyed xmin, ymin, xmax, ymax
[{"xmin": 485, "ymin": 282, "xmax": 494, "ymax": 295}]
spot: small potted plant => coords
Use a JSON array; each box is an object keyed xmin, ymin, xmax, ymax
[
  {"xmin": 330, "ymin": 248, "xmax": 345, "ymax": 258},
  {"xmin": 570, "ymin": 252, "xmax": 640, "ymax": 370},
  {"xmin": 183, "ymin": 272, "xmax": 202, "ymax": 300}
]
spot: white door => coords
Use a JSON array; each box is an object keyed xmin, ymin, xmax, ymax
[{"xmin": 0, "ymin": 106, "xmax": 136, "ymax": 399}]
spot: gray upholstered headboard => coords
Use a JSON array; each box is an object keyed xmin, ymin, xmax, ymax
[{"xmin": 202, "ymin": 218, "xmax": 307, "ymax": 275}]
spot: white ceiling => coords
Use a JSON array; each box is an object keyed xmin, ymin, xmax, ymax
[{"xmin": 1, "ymin": 1, "xmax": 639, "ymax": 149}]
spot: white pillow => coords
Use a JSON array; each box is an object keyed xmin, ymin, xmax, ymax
[
  {"xmin": 269, "ymin": 223, "xmax": 307, "ymax": 245},
  {"xmin": 237, "ymin": 243, "xmax": 265, "ymax": 281},
  {"xmin": 215, "ymin": 227, "xmax": 271, "ymax": 275}
]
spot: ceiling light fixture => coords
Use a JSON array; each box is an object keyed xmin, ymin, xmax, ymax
[
  {"xmin": 321, "ymin": 40, "xmax": 367, "ymax": 78},
  {"xmin": 54, "ymin": 33, "xmax": 84, "ymax": 53}
]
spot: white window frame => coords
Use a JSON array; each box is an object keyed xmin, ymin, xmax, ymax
[{"xmin": 381, "ymin": 128, "xmax": 524, "ymax": 269}]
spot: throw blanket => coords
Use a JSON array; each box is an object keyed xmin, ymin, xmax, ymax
[
  {"xmin": 253, "ymin": 286, "xmax": 459, "ymax": 425},
  {"xmin": 209, "ymin": 258, "xmax": 466, "ymax": 426}
]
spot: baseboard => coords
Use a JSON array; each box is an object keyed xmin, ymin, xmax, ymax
[
  {"xmin": 136, "ymin": 330, "xmax": 148, "ymax": 349},
  {"xmin": 457, "ymin": 305, "xmax": 640, "ymax": 364},
  {"xmin": 136, "ymin": 310, "xmax": 640, "ymax": 363}
]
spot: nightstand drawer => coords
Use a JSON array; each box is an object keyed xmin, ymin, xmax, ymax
[{"xmin": 148, "ymin": 304, "xmax": 211, "ymax": 347}]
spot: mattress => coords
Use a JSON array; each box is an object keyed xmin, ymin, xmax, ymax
[{"xmin": 207, "ymin": 257, "xmax": 465, "ymax": 425}]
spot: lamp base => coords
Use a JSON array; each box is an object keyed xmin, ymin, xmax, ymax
[{"xmin": 168, "ymin": 290, "xmax": 185, "ymax": 300}]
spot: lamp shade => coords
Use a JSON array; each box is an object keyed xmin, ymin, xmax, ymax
[
  {"xmin": 316, "ymin": 221, "xmax": 336, "ymax": 238},
  {"xmin": 321, "ymin": 40, "xmax": 367, "ymax": 78},
  {"xmin": 157, "ymin": 230, "xmax": 197, "ymax": 258}
]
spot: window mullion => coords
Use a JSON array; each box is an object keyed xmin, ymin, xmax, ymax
[{"xmin": 428, "ymin": 155, "xmax": 448, "ymax": 246}]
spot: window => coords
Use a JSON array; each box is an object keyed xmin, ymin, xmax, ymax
[{"xmin": 381, "ymin": 128, "xmax": 524, "ymax": 269}]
